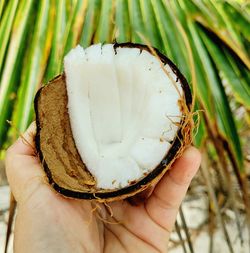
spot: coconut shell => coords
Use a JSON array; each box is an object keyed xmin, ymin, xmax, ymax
[{"xmin": 35, "ymin": 43, "xmax": 192, "ymax": 202}]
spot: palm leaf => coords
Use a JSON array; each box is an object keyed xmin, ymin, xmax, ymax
[
  {"xmin": 201, "ymin": 29, "xmax": 250, "ymax": 110},
  {"xmin": 114, "ymin": 0, "xmax": 130, "ymax": 42},
  {"xmin": 139, "ymin": 0, "xmax": 162, "ymax": 50},
  {"xmin": 199, "ymin": 28, "xmax": 243, "ymax": 169},
  {"xmin": 0, "ymin": 0, "xmax": 6, "ymax": 20},
  {"xmin": 12, "ymin": 0, "xmax": 55, "ymax": 133},
  {"xmin": 127, "ymin": 0, "xmax": 146, "ymax": 44},
  {"xmin": 94, "ymin": 0, "xmax": 114, "ymax": 43},
  {"xmin": 0, "ymin": 0, "xmax": 18, "ymax": 74},
  {"xmin": 63, "ymin": 0, "xmax": 88, "ymax": 55},
  {"xmin": 0, "ymin": 0, "xmax": 35, "ymax": 147},
  {"xmin": 190, "ymin": 0, "xmax": 250, "ymax": 68},
  {"xmin": 44, "ymin": 0, "xmax": 67, "ymax": 82},
  {"xmin": 80, "ymin": 0, "xmax": 101, "ymax": 47}
]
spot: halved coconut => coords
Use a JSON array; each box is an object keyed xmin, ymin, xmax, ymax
[{"xmin": 35, "ymin": 43, "xmax": 192, "ymax": 202}]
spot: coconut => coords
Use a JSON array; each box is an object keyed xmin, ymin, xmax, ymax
[{"xmin": 35, "ymin": 43, "xmax": 192, "ymax": 202}]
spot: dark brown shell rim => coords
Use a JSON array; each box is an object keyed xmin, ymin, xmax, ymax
[{"xmin": 34, "ymin": 42, "xmax": 192, "ymax": 200}]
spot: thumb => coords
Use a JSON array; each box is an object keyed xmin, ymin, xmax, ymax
[
  {"xmin": 145, "ymin": 147, "xmax": 201, "ymax": 232},
  {"xmin": 5, "ymin": 122, "xmax": 46, "ymax": 204}
]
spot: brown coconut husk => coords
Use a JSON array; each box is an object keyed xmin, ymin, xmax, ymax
[{"xmin": 34, "ymin": 43, "xmax": 193, "ymax": 202}]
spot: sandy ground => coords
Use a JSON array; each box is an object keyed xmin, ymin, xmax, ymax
[{"xmin": 1, "ymin": 185, "xmax": 249, "ymax": 253}]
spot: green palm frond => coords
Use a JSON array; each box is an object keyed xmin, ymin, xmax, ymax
[{"xmin": 0, "ymin": 0, "xmax": 35, "ymax": 146}]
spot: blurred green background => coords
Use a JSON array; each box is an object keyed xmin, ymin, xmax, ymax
[{"xmin": 0, "ymin": 0, "xmax": 249, "ymax": 252}]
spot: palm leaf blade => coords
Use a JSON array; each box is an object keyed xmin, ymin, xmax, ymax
[
  {"xmin": 12, "ymin": 0, "xmax": 54, "ymax": 133},
  {"xmin": 0, "ymin": 0, "xmax": 35, "ymax": 147}
]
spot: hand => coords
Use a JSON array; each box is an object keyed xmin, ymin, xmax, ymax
[{"xmin": 6, "ymin": 122, "xmax": 201, "ymax": 253}]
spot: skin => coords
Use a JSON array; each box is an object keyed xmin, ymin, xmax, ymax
[{"xmin": 6, "ymin": 122, "xmax": 201, "ymax": 253}]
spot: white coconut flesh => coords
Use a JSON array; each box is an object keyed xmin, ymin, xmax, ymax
[{"xmin": 64, "ymin": 44, "xmax": 183, "ymax": 190}]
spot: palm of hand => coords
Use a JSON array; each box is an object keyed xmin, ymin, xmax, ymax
[
  {"xmin": 6, "ymin": 123, "xmax": 200, "ymax": 253},
  {"xmin": 18, "ymin": 182, "xmax": 169, "ymax": 253}
]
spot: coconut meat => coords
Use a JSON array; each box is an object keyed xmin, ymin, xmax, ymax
[{"xmin": 64, "ymin": 44, "xmax": 183, "ymax": 190}]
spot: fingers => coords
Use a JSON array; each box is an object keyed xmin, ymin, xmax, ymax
[
  {"xmin": 145, "ymin": 146, "xmax": 201, "ymax": 231},
  {"xmin": 128, "ymin": 186, "xmax": 154, "ymax": 205},
  {"xmin": 103, "ymin": 201, "xmax": 169, "ymax": 252},
  {"xmin": 6, "ymin": 122, "xmax": 46, "ymax": 203}
]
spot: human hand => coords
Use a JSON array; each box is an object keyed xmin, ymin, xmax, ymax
[{"xmin": 6, "ymin": 122, "xmax": 201, "ymax": 253}]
